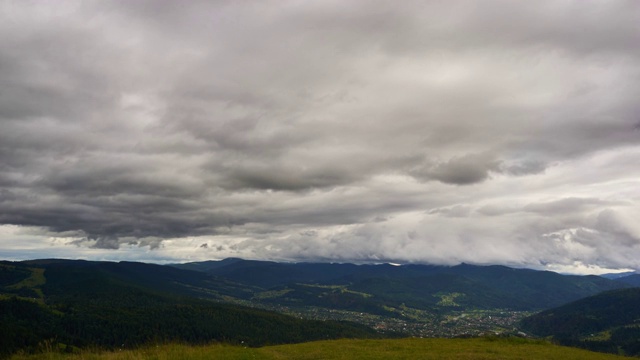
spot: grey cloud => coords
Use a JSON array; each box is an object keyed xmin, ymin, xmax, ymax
[
  {"xmin": 427, "ymin": 205, "xmax": 473, "ymax": 218},
  {"xmin": 411, "ymin": 154, "xmax": 500, "ymax": 185},
  {"xmin": 371, "ymin": 216, "xmax": 389, "ymax": 223},
  {"xmin": 595, "ymin": 209, "xmax": 640, "ymax": 247},
  {"xmin": 390, "ymin": 1, "xmax": 639, "ymax": 57},
  {"xmin": 499, "ymin": 160, "xmax": 547, "ymax": 176},
  {"xmin": 89, "ymin": 235, "xmax": 121, "ymax": 250},
  {"xmin": 1, "ymin": 1, "xmax": 640, "ymax": 272},
  {"xmin": 224, "ymin": 165, "xmax": 358, "ymax": 191},
  {"xmin": 476, "ymin": 198, "xmax": 626, "ymax": 218},
  {"xmin": 430, "ymin": 155, "xmax": 500, "ymax": 185},
  {"xmin": 477, "ymin": 205, "xmax": 517, "ymax": 217},
  {"xmin": 523, "ymin": 198, "xmax": 624, "ymax": 216}
]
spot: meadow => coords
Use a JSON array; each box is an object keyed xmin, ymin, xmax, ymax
[{"xmin": 9, "ymin": 337, "xmax": 632, "ymax": 360}]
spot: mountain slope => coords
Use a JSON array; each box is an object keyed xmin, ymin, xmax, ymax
[
  {"xmin": 0, "ymin": 260, "xmax": 381, "ymax": 358},
  {"xmin": 615, "ymin": 274, "xmax": 640, "ymax": 287},
  {"xmin": 519, "ymin": 287, "xmax": 640, "ymax": 356},
  {"xmin": 23, "ymin": 259, "xmax": 259, "ymax": 300},
  {"xmin": 174, "ymin": 259, "xmax": 628, "ymax": 311},
  {"xmin": 1, "ymin": 257, "xmax": 631, "ymax": 357},
  {"xmin": 599, "ymin": 272, "xmax": 636, "ymax": 280}
]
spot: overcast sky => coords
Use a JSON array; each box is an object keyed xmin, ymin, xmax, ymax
[{"xmin": 1, "ymin": 1, "xmax": 639, "ymax": 274}]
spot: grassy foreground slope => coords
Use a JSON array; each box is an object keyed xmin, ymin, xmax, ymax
[{"xmin": 10, "ymin": 338, "xmax": 632, "ymax": 360}]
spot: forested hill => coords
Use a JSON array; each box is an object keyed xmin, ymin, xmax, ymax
[
  {"xmin": 0, "ymin": 260, "xmax": 381, "ymax": 358},
  {"xmin": 1, "ymin": 258, "xmax": 632, "ymax": 358},
  {"xmin": 614, "ymin": 273, "xmax": 640, "ymax": 287},
  {"xmin": 520, "ymin": 288, "xmax": 640, "ymax": 356},
  {"xmin": 172, "ymin": 258, "xmax": 628, "ymax": 311}
]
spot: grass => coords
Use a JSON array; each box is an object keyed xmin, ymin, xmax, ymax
[
  {"xmin": 7, "ymin": 268, "xmax": 46, "ymax": 290},
  {"xmin": 4, "ymin": 267, "xmax": 46, "ymax": 301},
  {"xmin": 297, "ymin": 283, "xmax": 373, "ymax": 298},
  {"xmin": 434, "ymin": 292, "xmax": 464, "ymax": 307},
  {"xmin": 9, "ymin": 337, "xmax": 633, "ymax": 360},
  {"xmin": 253, "ymin": 289, "xmax": 293, "ymax": 300}
]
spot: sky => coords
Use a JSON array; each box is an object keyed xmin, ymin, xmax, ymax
[{"xmin": 1, "ymin": 1, "xmax": 639, "ymax": 274}]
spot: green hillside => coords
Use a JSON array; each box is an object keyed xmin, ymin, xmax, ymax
[
  {"xmin": 615, "ymin": 274, "xmax": 640, "ymax": 287},
  {"xmin": 167, "ymin": 259, "xmax": 630, "ymax": 337},
  {"xmin": 169, "ymin": 259, "xmax": 630, "ymax": 338},
  {"xmin": 0, "ymin": 261, "xmax": 381, "ymax": 358},
  {"xmin": 520, "ymin": 288, "xmax": 640, "ymax": 356},
  {"xmin": 176, "ymin": 259, "xmax": 627, "ymax": 312},
  {"xmin": 3, "ymin": 258, "xmax": 636, "ymax": 358},
  {"xmin": 9, "ymin": 338, "xmax": 632, "ymax": 360}
]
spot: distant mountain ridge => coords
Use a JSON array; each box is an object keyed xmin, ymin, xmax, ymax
[
  {"xmin": 614, "ymin": 274, "xmax": 640, "ymax": 287},
  {"xmin": 170, "ymin": 258, "xmax": 628, "ymax": 312},
  {"xmin": 598, "ymin": 271, "xmax": 637, "ymax": 280}
]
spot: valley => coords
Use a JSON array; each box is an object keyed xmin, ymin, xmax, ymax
[
  {"xmin": 1, "ymin": 258, "xmax": 637, "ymax": 358},
  {"xmin": 228, "ymin": 298, "xmax": 530, "ymax": 338}
]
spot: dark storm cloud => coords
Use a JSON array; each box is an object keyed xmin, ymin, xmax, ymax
[
  {"xmin": 499, "ymin": 160, "xmax": 547, "ymax": 177},
  {"xmin": 1, "ymin": 1, "xmax": 640, "ymax": 271},
  {"xmin": 411, "ymin": 153, "xmax": 501, "ymax": 185},
  {"xmin": 226, "ymin": 166, "xmax": 357, "ymax": 191}
]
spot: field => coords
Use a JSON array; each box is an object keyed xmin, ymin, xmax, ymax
[{"xmin": 9, "ymin": 337, "xmax": 632, "ymax": 360}]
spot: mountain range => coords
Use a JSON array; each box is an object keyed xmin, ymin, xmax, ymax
[
  {"xmin": 0, "ymin": 259, "xmax": 380, "ymax": 358},
  {"xmin": 171, "ymin": 258, "xmax": 628, "ymax": 312},
  {"xmin": 1, "ymin": 257, "xmax": 637, "ymax": 358}
]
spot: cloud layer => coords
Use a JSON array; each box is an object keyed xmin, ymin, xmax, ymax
[{"xmin": 1, "ymin": 0, "xmax": 639, "ymax": 273}]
